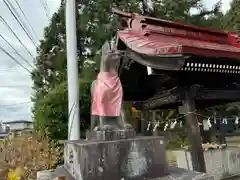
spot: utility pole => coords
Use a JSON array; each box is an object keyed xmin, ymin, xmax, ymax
[{"xmin": 66, "ymin": 0, "xmax": 80, "ymax": 140}]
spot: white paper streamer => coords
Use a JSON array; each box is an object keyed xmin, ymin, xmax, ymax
[
  {"xmin": 153, "ymin": 122, "xmax": 160, "ymax": 131},
  {"xmin": 235, "ymin": 116, "xmax": 239, "ymax": 125},
  {"xmin": 203, "ymin": 119, "xmax": 210, "ymax": 131},
  {"xmin": 222, "ymin": 118, "xmax": 228, "ymax": 124},
  {"xmin": 180, "ymin": 121, "xmax": 183, "ymax": 128},
  {"xmin": 214, "ymin": 117, "xmax": 217, "ymax": 124},
  {"xmin": 164, "ymin": 123, "xmax": 168, "ymax": 131},
  {"xmin": 170, "ymin": 120, "xmax": 177, "ymax": 129},
  {"xmin": 207, "ymin": 117, "xmax": 212, "ymax": 128},
  {"xmin": 147, "ymin": 122, "xmax": 151, "ymax": 131}
]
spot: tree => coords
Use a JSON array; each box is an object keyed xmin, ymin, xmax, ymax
[
  {"xmin": 223, "ymin": 0, "xmax": 240, "ymax": 33},
  {"xmin": 34, "ymin": 80, "xmax": 91, "ymax": 140},
  {"xmin": 32, "ymin": 0, "xmax": 223, "ymax": 139}
]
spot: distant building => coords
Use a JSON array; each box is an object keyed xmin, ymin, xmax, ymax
[
  {"xmin": 1, "ymin": 120, "xmax": 33, "ymax": 138},
  {"xmin": 0, "ymin": 132, "xmax": 8, "ymax": 139},
  {"xmin": 2, "ymin": 120, "xmax": 33, "ymax": 132}
]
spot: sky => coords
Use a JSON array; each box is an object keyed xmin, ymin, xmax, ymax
[
  {"xmin": 204, "ymin": 0, "xmax": 232, "ymax": 13},
  {"xmin": 0, "ymin": 0, "xmax": 233, "ymax": 122},
  {"xmin": 0, "ymin": 0, "xmax": 61, "ymax": 122}
]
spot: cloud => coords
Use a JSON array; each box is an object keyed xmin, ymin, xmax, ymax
[
  {"xmin": 191, "ymin": 0, "xmax": 232, "ymax": 15},
  {"xmin": 0, "ymin": 48, "xmax": 33, "ymax": 122},
  {"xmin": 0, "ymin": 0, "xmax": 61, "ymax": 122},
  {"xmin": 222, "ymin": 0, "xmax": 232, "ymax": 13}
]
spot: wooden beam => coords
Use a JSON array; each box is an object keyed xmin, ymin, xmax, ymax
[
  {"xmin": 143, "ymin": 92, "xmax": 179, "ymax": 110},
  {"xmin": 197, "ymin": 89, "xmax": 240, "ymax": 100},
  {"xmin": 143, "ymin": 88, "xmax": 240, "ymax": 110}
]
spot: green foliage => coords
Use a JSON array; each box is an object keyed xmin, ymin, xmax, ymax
[
  {"xmin": 34, "ymin": 80, "xmax": 91, "ymax": 140},
  {"xmin": 223, "ymin": 0, "xmax": 240, "ymax": 33}
]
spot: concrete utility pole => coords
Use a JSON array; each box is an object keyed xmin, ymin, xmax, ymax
[{"xmin": 66, "ymin": 0, "xmax": 80, "ymax": 140}]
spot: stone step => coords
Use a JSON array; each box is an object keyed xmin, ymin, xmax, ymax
[
  {"xmin": 64, "ymin": 136, "xmax": 168, "ymax": 180},
  {"xmin": 37, "ymin": 166, "xmax": 74, "ymax": 180},
  {"xmin": 153, "ymin": 166, "xmax": 214, "ymax": 180}
]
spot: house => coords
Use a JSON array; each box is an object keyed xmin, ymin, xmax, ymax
[
  {"xmin": 2, "ymin": 120, "xmax": 33, "ymax": 132},
  {"xmin": 0, "ymin": 132, "xmax": 8, "ymax": 140}
]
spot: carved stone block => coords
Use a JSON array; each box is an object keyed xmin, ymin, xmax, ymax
[
  {"xmin": 64, "ymin": 136, "xmax": 168, "ymax": 180},
  {"xmin": 86, "ymin": 129, "xmax": 136, "ymax": 141}
]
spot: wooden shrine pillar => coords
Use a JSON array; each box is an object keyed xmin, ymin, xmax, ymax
[{"xmin": 182, "ymin": 86, "xmax": 206, "ymax": 173}]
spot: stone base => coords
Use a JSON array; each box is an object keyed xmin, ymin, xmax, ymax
[
  {"xmin": 37, "ymin": 166, "xmax": 74, "ymax": 180},
  {"xmin": 174, "ymin": 147, "xmax": 240, "ymax": 179},
  {"xmin": 86, "ymin": 129, "xmax": 136, "ymax": 141},
  {"xmin": 64, "ymin": 136, "xmax": 168, "ymax": 180},
  {"xmin": 155, "ymin": 166, "xmax": 214, "ymax": 180}
]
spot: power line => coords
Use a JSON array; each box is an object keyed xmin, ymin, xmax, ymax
[
  {"xmin": 3, "ymin": 0, "xmax": 38, "ymax": 47},
  {"xmin": 0, "ymin": 16, "xmax": 35, "ymax": 60},
  {"xmin": 0, "ymin": 68, "xmax": 25, "ymax": 72},
  {"xmin": 0, "ymin": 101, "xmax": 31, "ymax": 107},
  {"xmin": 3, "ymin": 0, "xmax": 39, "ymax": 49},
  {"xmin": 0, "ymin": 34, "xmax": 34, "ymax": 69},
  {"xmin": 0, "ymin": 46, "xmax": 31, "ymax": 73},
  {"xmin": 13, "ymin": 0, "xmax": 39, "ymax": 41},
  {"xmin": 39, "ymin": 0, "xmax": 50, "ymax": 20},
  {"xmin": 0, "ymin": 85, "xmax": 30, "ymax": 88}
]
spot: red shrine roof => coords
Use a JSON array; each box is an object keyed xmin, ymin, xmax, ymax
[{"xmin": 113, "ymin": 9, "xmax": 240, "ymax": 59}]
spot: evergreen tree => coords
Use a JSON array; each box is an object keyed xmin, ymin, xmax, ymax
[{"xmin": 223, "ymin": 0, "xmax": 240, "ymax": 33}]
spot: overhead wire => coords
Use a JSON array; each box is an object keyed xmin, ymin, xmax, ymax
[
  {"xmin": 0, "ymin": 0, "xmax": 53, "ymax": 113},
  {"xmin": 0, "ymin": 101, "xmax": 32, "ymax": 107},
  {"xmin": 2, "ymin": 0, "xmax": 39, "ymax": 49},
  {"xmin": 12, "ymin": 0, "xmax": 39, "ymax": 41},
  {"xmin": 0, "ymin": 68, "xmax": 26, "ymax": 72},
  {"xmin": 39, "ymin": 0, "xmax": 50, "ymax": 20},
  {"xmin": 0, "ymin": 34, "xmax": 34, "ymax": 69},
  {"xmin": 0, "ymin": 46, "xmax": 31, "ymax": 73},
  {"xmin": 0, "ymin": 16, "xmax": 35, "ymax": 60},
  {"xmin": 0, "ymin": 85, "xmax": 30, "ymax": 88}
]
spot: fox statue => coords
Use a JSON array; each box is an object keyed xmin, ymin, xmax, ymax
[{"xmin": 90, "ymin": 41, "xmax": 132, "ymax": 131}]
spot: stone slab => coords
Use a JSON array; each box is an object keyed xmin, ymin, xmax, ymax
[
  {"xmin": 64, "ymin": 136, "xmax": 168, "ymax": 180},
  {"xmin": 37, "ymin": 166, "xmax": 74, "ymax": 180},
  {"xmin": 174, "ymin": 147, "xmax": 240, "ymax": 179},
  {"xmin": 153, "ymin": 166, "xmax": 214, "ymax": 180}
]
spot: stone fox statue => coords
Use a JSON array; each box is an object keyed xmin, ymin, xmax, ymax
[{"xmin": 90, "ymin": 41, "xmax": 132, "ymax": 131}]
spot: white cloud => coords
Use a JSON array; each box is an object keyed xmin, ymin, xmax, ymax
[
  {"xmin": 221, "ymin": 0, "xmax": 232, "ymax": 13},
  {"xmin": 191, "ymin": 0, "xmax": 232, "ymax": 14},
  {"xmin": 203, "ymin": 0, "xmax": 232, "ymax": 13},
  {"xmin": 0, "ymin": 0, "xmax": 61, "ymax": 122}
]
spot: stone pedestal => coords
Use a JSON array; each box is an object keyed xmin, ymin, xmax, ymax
[{"xmin": 64, "ymin": 129, "xmax": 168, "ymax": 180}]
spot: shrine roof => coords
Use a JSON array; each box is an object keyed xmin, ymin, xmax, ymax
[{"xmin": 113, "ymin": 9, "xmax": 240, "ymax": 59}]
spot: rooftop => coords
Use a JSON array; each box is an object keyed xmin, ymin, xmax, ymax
[
  {"xmin": 3, "ymin": 120, "xmax": 33, "ymax": 124},
  {"xmin": 0, "ymin": 132, "xmax": 8, "ymax": 139},
  {"xmin": 114, "ymin": 8, "xmax": 240, "ymax": 59}
]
